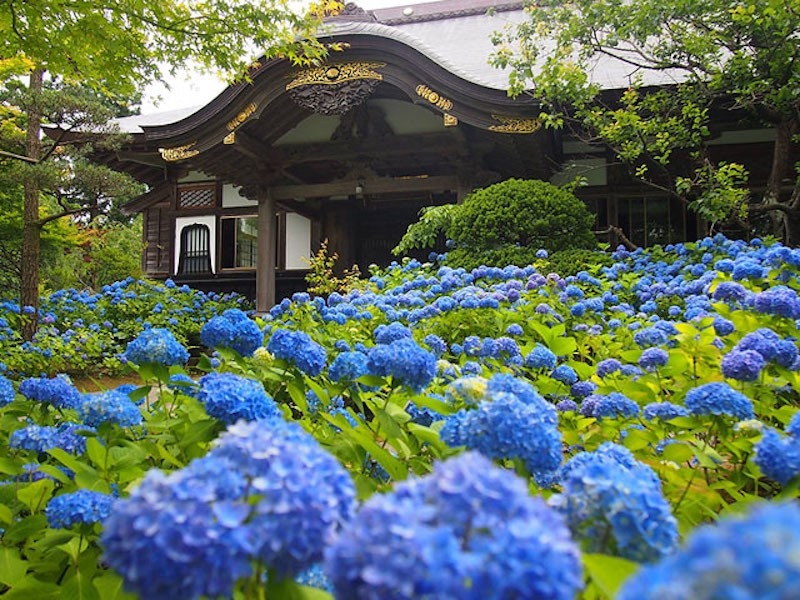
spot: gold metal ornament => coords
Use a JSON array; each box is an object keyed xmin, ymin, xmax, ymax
[
  {"xmin": 415, "ymin": 84, "xmax": 453, "ymax": 111},
  {"xmin": 159, "ymin": 142, "xmax": 200, "ymax": 162},
  {"xmin": 285, "ymin": 62, "xmax": 385, "ymax": 91},
  {"xmin": 226, "ymin": 103, "xmax": 258, "ymax": 132},
  {"xmin": 488, "ymin": 115, "xmax": 542, "ymax": 134}
]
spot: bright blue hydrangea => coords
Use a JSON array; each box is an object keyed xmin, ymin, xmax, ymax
[
  {"xmin": 524, "ymin": 344, "xmax": 557, "ymax": 369},
  {"xmin": 721, "ymin": 349, "xmax": 765, "ymax": 382},
  {"xmin": 123, "ymin": 328, "xmax": 189, "ymax": 366},
  {"xmin": 556, "ymin": 398, "xmax": 579, "ymax": 412},
  {"xmin": 46, "ymin": 490, "xmax": 114, "ymax": 529},
  {"xmin": 596, "ymin": 358, "xmax": 623, "ymax": 377},
  {"xmin": 196, "ymin": 373, "xmax": 282, "ymax": 424},
  {"xmin": 754, "ymin": 428, "xmax": 800, "ymax": 485},
  {"xmin": 551, "ymin": 443, "xmax": 678, "ymax": 563},
  {"xmin": 684, "ymin": 382, "xmax": 754, "ymax": 420},
  {"xmin": 102, "ymin": 456, "xmax": 254, "ymax": 600},
  {"xmin": 633, "ymin": 327, "xmax": 669, "ymax": 348},
  {"xmin": 711, "ymin": 281, "xmax": 748, "ymax": 304},
  {"xmin": 441, "ymin": 392, "xmax": 562, "ymax": 479},
  {"xmin": 267, "ymin": 328, "xmax": 327, "ymax": 376},
  {"xmin": 643, "ymin": 402, "xmax": 689, "ymax": 421},
  {"xmin": 78, "ymin": 390, "xmax": 143, "ymax": 427},
  {"xmin": 592, "ymin": 393, "xmax": 640, "ymax": 420},
  {"xmin": 373, "ymin": 322, "xmax": 413, "ymax": 344},
  {"xmin": 324, "ymin": 452, "xmax": 584, "ymax": 600},
  {"xmin": 19, "ymin": 375, "xmax": 81, "ymax": 409},
  {"xmin": 0, "ymin": 374, "xmax": 15, "ymax": 406},
  {"xmin": 570, "ymin": 380, "xmax": 597, "ymax": 399},
  {"xmin": 200, "ymin": 309, "xmax": 262, "ymax": 356},
  {"xmin": 422, "ymin": 334, "xmax": 447, "ymax": 356},
  {"xmin": 9, "ymin": 422, "xmax": 91, "ymax": 454},
  {"xmin": 367, "ymin": 338, "xmax": 436, "ymax": 391},
  {"xmin": 552, "ymin": 364, "xmax": 579, "ymax": 385},
  {"xmin": 103, "ymin": 419, "xmax": 356, "ymax": 600},
  {"xmin": 486, "ymin": 373, "xmax": 556, "ymax": 420},
  {"xmin": 328, "ymin": 351, "xmax": 369, "ymax": 382},
  {"xmin": 207, "ymin": 420, "xmax": 357, "ymax": 578},
  {"xmin": 712, "ymin": 316, "xmax": 735, "ymax": 336},
  {"xmin": 786, "ymin": 411, "xmax": 800, "ymax": 438},
  {"xmin": 505, "ymin": 323, "xmax": 524, "ymax": 336},
  {"xmin": 617, "ymin": 502, "xmax": 800, "ymax": 599},
  {"xmin": 754, "ymin": 285, "xmax": 800, "ymax": 319},
  {"xmin": 639, "ymin": 347, "xmax": 669, "ymax": 370}
]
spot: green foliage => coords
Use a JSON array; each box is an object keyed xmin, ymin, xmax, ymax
[
  {"xmin": 491, "ymin": 0, "xmax": 800, "ymax": 235},
  {"xmin": 42, "ymin": 219, "xmax": 144, "ymax": 292},
  {"xmin": 392, "ymin": 204, "xmax": 457, "ymax": 256},
  {"xmin": 543, "ymin": 248, "xmax": 614, "ymax": 278},
  {"xmin": 304, "ymin": 239, "xmax": 362, "ymax": 297},
  {"xmin": 448, "ymin": 178, "xmax": 596, "ymax": 255}
]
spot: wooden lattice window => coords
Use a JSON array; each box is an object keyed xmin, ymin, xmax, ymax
[
  {"xmin": 177, "ymin": 183, "xmax": 217, "ymax": 210},
  {"xmin": 178, "ymin": 224, "xmax": 212, "ymax": 274}
]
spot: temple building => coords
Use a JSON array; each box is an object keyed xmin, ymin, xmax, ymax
[{"xmin": 99, "ymin": 0, "xmax": 781, "ymax": 311}]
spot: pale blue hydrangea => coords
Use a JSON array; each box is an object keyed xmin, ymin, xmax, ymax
[
  {"xmin": 552, "ymin": 364, "xmax": 579, "ymax": 385},
  {"xmin": 328, "ymin": 351, "xmax": 369, "ymax": 382},
  {"xmin": 9, "ymin": 422, "xmax": 92, "ymax": 454},
  {"xmin": 524, "ymin": 344, "xmax": 557, "ymax": 369},
  {"xmin": 592, "ymin": 393, "xmax": 640, "ymax": 420},
  {"xmin": 324, "ymin": 452, "xmax": 583, "ymax": 600},
  {"xmin": 618, "ymin": 502, "xmax": 800, "ymax": 599},
  {"xmin": 643, "ymin": 402, "xmax": 689, "ymax": 421},
  {"xmin": 373, "ymin": 322, "xmax": 413, "ymax": 344}
]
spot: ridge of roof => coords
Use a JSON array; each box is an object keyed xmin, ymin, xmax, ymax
[{"xmin": 370, "ymin": 0, "xmax": 524, "ymax": 25}]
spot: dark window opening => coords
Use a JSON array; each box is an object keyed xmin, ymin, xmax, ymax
[{"xmin": 178, "ymin": 224, "xmax": 212, "ymax": 274}]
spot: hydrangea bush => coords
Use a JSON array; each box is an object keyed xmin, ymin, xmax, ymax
[{"xmin": 1, "ymin": 233, "xmax": 800, "ymax": 598}]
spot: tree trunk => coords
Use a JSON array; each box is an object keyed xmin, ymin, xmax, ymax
[
  {"xmin": 764, "ymin": 119, "xmax": 798, "ymax": 242},
  {"xmin": 21, "ymin": 68, "xmax": 43, "ymax": 342}
]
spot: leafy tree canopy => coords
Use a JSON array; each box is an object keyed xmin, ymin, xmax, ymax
[{"xmin": 491, "ymin": 0, "xmax": 800, "ymax": 241}]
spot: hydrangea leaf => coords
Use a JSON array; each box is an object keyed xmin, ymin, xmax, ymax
[{"xmin": 583, "ymin": 553, "xmax": 639, "ymax": 598}]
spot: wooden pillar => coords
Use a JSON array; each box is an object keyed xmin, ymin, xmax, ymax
[{"xmin": 256, "ymin": 190, "xmax": 276, "ymax": 313}]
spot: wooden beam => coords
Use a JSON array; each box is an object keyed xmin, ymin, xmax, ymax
[
  {"xmin": 270, "ymin": 175, "xmax": 460, "ymax": 201},
  {"xmin": 116, "ymin": 151, "xmax": 166, "ymax": 167}
]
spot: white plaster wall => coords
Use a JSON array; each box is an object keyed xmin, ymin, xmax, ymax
[
  {"xmin": 174, "ymin": 215, "xmax": 217, "ymax": 275},
  {"xmin": 285, "ymin": 213, "xmax": 311, "ymax": 270},
  {"xmin": 222, "ymin": 184, "xmax": 257, "ymax": 208}
]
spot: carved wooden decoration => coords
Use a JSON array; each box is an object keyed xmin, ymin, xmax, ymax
[
  {"xmin": 488, "ymin": 115, "xmax": 542, "ymax": 134},
  {"xmin": 286, "ymin": 63, "xmax": 385, "ymax": 116},
  {"xmin": 159, "ymin": 142, "xmax": 200, "ymax": 162}
]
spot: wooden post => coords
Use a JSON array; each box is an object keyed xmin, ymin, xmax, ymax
[{"xmin": 256, "ymin": 190, "xmax": 276, "ymax": 314}]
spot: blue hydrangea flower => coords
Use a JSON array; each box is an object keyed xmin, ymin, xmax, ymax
[
  {"xmin": 367, "ymin": 338, "xmax": 436, "ymax": 392},
  {"xmin": 78, "ymin": 390, "xmax": 143, "ymax": 427},
  {"xmin": 524, "ymin": 344, "xmax": 557, "ymax": 369},
  {"xmin": 328, "ymin": 351, "xmax": 369, "ymax": 382},
  {"xmin": 551, "ymin": 443, "xmax": 678, "ymax": 563},
  {"xmin": 196, "ymin": 373, "xmax": 282, "ymax": 424},
  {"xmin": 19, "ymin": 375, "xmax": 81, "ymax": 409},
  {"xmin": 9, "ymin": 422, "xmax": 91, "ymax": 454},
  {"xmin": 0, "ymin": 374, "xmax": 15, "ymax": 407},
  {"xmin": 208, "ymin": 420, "xmax": 357, "ymax": 578},
  {"xmin": 639, "ymin": 347, "xmax": 669, "ymax": 370},
  {"xmin": 596, "ymin": 358, "xmax": 623, "ymax": 377},
  {"xmin": 46, "ymin": 490, "xmax": 114, "ymax": 528},
  {"xmin": 324, "ymin": 452, "xmax": 584, "ymax": 600},
  {"xmin": 711, "ymin": 281, "xmax": 748, "ymax": 304},
  {"xmin": 556, "ymin": 398, "xmax": 579, "ymax": 412},
  {"xmin": 592, "ymin": 393, "xmax": 640, "ymax": 420},
  {"xmin": 570, "ymin": 380, "xmax": 597, "ymax": 399},
  {"xmin": 754, "ymin": 428, "xmax": 800, "ymax": 485},
  {"xmin": 643, "ymin": 402, "xmax": 689, "ymax": 421},
  {"xmin": 123, "ymin": 328, "xmax": 189, "ymax": 366},
  {"xmin": 267, "ymin": 328, "xmax": 327, "ymax": 376},
  {"xmin": 200, "ymin": 309, "xmax": 262, "ymax": 356},
  {"xmin": 422, "ymin": 334, "xmax": 447, "ymax": 356},
  {"xmin": 505, "ymin": 323, "xmax": 524, "ymax": 336},
  {"xmin": 786, "ymin": 411, "xmax": 800, "ymax": 438},
  {"xmin": 633, "ymin": 327, "xmax": 669, "ymax": 348},
  {"xmin": 373, "ymin": 322, "xmax": 413, "ymax": 344},
  {"xmin": 754, "ymin": 285, "xmax": 800, "ymax": 319},
  {"xmin": 552, "ymin": 364, "xmax": 579, "ymax": 385},
  {"xmin": 102, "ymin": 457, "xmax": 254, "ymax": 600},
  {"xmin": 712, "ymin": 316, "xmax": 735, "ymax": 336},
  {"xmin": 441, "ymin": 392, "xmax": 562, "ymax": 479},
  {"xmin": 684, "ymin": 382, "xmax": 754, "ymax": 420},
  {"xmin": 618, "ymin": 502, "xmax": 800, "ymax": 599},
  {"xmin": 721, "ymin": 349, "xmax": 766, "ymax": 382}
]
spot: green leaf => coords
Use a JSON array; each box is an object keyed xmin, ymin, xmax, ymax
[
  {"xmin": 266, "ymin": 576, "xmax": 333, "ymax": 599},
  {"xmin": 583, "ymin": 553, "xmax": 639, "ymax": 598},
  {"xmin": 62, "ymin": 569, "xmax": 102, "ymax": 600},
  {"xmin": 374, "ymin": 408, "xmax": 404, "ymax": 440},
  {"xmin": 92, "ymin": 572, "xmax": 137, "ymax": 600},
  {"xmin": 0, "ymin": 546, "xmax": 28, "ymax": 587},
  {"xmin": 2, "ymin": 580, "xmax": 62, "ymax": 599},
  {"xmin": 661, "ymin": 442, "xmax": 695, "ymax": 463},
  {"xmin": 16, "ymin": 479, "xmax": 55, "ymax": 513}
]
